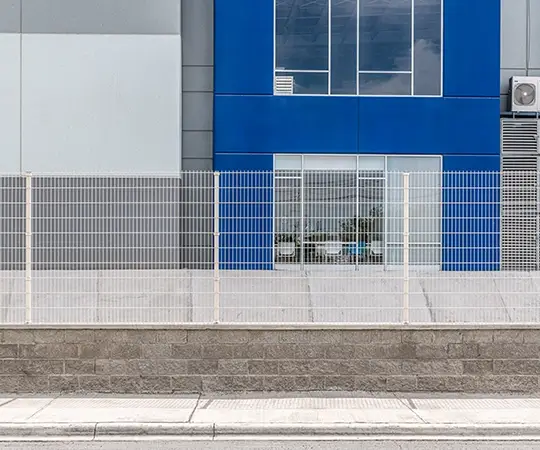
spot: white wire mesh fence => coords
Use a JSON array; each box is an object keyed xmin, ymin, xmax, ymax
[{"xmin": 0, "ymin": 170, "xmax": 538, "ymax": 325}]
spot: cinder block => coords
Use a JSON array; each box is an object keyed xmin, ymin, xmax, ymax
[
  {"xmin": 3, "ymin": 330, "xmax": 33, "ymax": 344},
  {"xmin": 188, "ymin": 359, "xmax": 218, "ymax": 375},
  {"xmin": 218, "ymin": 360, "xmax": 248, "ymax": 375},
  {"xmin": 249, "ymin": 331, "xmax": 279, "ymax": 344},
  {"xmin": 522, "ymin": 330, "xmax": 540, "ymax": 343},
  {"xmin": 463, "ymin": 360, "xmax": 493, "ymax": 375},
  {"xmin": 34, "ymin": 330, "xmax": 65, "ymax": 343},
  {"xmin": 96, "ymin": 330, "xmax": 156, "ymax": 344},
  {"xmin": 493, "ymin": 330, "xmax": 525, "ymax": 343},
  {"xmin": 369, "ymin": 330, "xmax": 401, "ymax": 344},
  {"xmin": 231, "ymin": 344, "xmax": 265, "ymax": 359},
  {"xmin": 295, "ymin": 345, "xmax": 326, "ymax": 360},
  {"xmin": 248, "ymin": 360, "xmax": 279, "ymax": 375},
  {"xmin": 355, "ymin": 344, "xmax": 415, "ymax": 359},
  {"xmin": 308, "ymin": 331, "xmax": 342, "ymax": 345},
  {"xmin": 402, "ymin": 330, "xmax": 436, "ymax": 344},
  {"xmin": 23, "ymin": 360, "xmax": 64, "ymax": 375},
  {"xmin": 156, "ymin": 330, "xmax": 188, "ymax": 344},
  {"xmin": 448, "ymin": 344, "xmax": 480, "ymax": 359},
  {"xmin": 466, "ymin": 376, "xmax": 539, "ymax": 393},
  {"xmin": 79, "ymin": 376, "xmax": 112, "ymax": 392},
  {"xmin": 107, "ymin": 343, "xmax": 142, "ymax": 359},
  {"xmin": 95, "ymin": 360, "xmax": 129, "ymax": 375},
  {"xmin": 217, "ymin": 330, "xmax": 251, "ymax": 344},
  {"xmin": 342, "ymin": 331, "xmax": 373, "ymax": 344},
  {"xmin": 141, "ymin": 376, "xmax": 172, "ymax": 393},
  {"xmin": 110, "ymin": 376, "xmax": 142, "ymax": 394},
  {"xmin": 0, "ymin": 344, "xmax": 18, "ymax": 358},
  {"xmin": 278, "ymin": 360, "xmax": 310, "ymax": 376},
  {"xmin": 354, "ymin": 376, "xmax": 387, "ymax": 391},
  {"xmin": 462, "ymin": 330, "xmax": 494, "ymax": 343},
  {"xmin": 263, "ymin": 376, "xmax": 298, "ymax": 391},
  {"xmin": 202, "ymin": 376, "xmax": 264, "ymax": 392},
  {"xmin": 417, "ymin": 376, "xmax": 464, "ymax": 392},
  {"xmin": 136, "ymin": 360, "xmax": 188, "ymax": 376},
  {"xmin": 171, "ymin": 344, "xmax": 203, "ymax": 359},
  {"xmin": 415, "ymin": 345, "xmax": 447, "ymax": 359},
  {"xmin": 324, "ymin": 376, "xmax": 355, "ymax": 391},
  {"xmin": 338, "ymin": 360, "xmax": 371, "ymax": 375},
  {"xmin": 20, "ymin": 344, "xmax": 76, "ymax": 359},
  {"xmin": 65, "ymin": 360, "xmax": 95, "ymax": 375},
  {"xmin": 386, "ymin": 376, "xmax": 417, "ymax": 391},
  {"xmin": 49, "ymin": 376, "xmax": 79, "ymax": 392},
  {"xmin": 493, "ymin": 359, "xmax": 540, "ymax": 374},
  {"xmin": 171, "ymin": 376, "xmax": 202, "ymax": 392},
  {"xmin": 479, "ymin": 344, "xmax": 540, "ymax": 359},
  {"xmin": 78, "ymin": 344, "xmax": 109, "ymax": 359},
  {"xmin": 324, "ymin": 345, "xmax": 356, "ymax": 360},
  {"xmin": 264, "ymin": 345, "xmax": 297, "ymax": 360},
  {"xmin": 187, "ymin": 330, "xmax": 219, "ymax": 344},
  {"xmin": 402, "ymin": 360, "xmax": 462, "ymax": 375},
  {"xmin": 369, "ymin": 360, "xmax": 403, "ymax": 375},
  {"xmin": 141, "ymin": 344, "xmax": 173, "ymax": 359},
  {"xmin": 279, "ymin": 331, "xmax": 310, "ymax": 344},
  {"xmin": 65, "ymin": 330, "xmax": 95, "ymax": 344},
  {"xmin": 202, "ymin": 345, "xmax": 234, "ymax": 360}
]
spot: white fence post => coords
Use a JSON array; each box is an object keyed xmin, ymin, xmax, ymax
[
  {"xmin": 24, "ymin": 172, "xmax": 32, "ymax": 324},
  {"xmin": 403, "ymin": 173, "xmax": 410, "ymax": 324},
  {"xmin": 213, "ymin": 172, "xmax": 220, "ymax": 324}
]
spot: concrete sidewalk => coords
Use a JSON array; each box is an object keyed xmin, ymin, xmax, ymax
[{"xmin": 1, "ymin": 393, "xmax": 540, "ymax": 440}]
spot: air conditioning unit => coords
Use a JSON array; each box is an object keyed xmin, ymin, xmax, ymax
[
  {"xmin": 509, "ymin": 76, "xmax": 540, "ymax": 112},
  {"xmin": 275, "ymin": 75, "xmax": 294, "ymax": 95}
]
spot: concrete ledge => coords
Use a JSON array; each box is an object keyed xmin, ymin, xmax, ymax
[
  {"xmin": 0, "ymin": 423, "xmax": 96, "ymax": 438},
  {"xmin": 95, "ymin": 422, "xmax": 213, "ymax": 437},
  {"xmin": 2, "ymin": 422, "xmax": 540, "ymax": 440}
]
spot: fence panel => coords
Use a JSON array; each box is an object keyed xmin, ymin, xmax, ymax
[{"xmin": 1, "ymin": 170, "xmax": 540, "ymax": 325}]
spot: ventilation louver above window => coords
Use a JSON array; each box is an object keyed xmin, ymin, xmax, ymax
[{"xmin": 275, "ymin": 76, "xmax": 294, "ymax": 95}]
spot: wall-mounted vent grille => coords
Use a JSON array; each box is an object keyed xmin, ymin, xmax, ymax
[
  {"xmin": 275, "ymin": 76, "xmax": 294, "ymax": 95},
  {"xmin": 501, "ymin": 119, "xmax": 539, "ymax": 270}
]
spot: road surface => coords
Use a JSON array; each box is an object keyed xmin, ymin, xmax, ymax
[{"xmin": 1, "ymin": 441, "xmax": 540, "ymax": 450}]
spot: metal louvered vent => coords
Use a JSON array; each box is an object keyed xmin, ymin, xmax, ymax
[
  {"xmin": 275, "ymin": 76, "xmax": 294, "ymax": 95},
  {"xmin": 501, "ymin": 119, "xmax": 539, "ymax": 270}
]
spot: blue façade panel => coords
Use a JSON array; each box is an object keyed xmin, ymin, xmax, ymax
[
  {"xmin": 218, "ymin": 171, "xmax": 274, "ymax": 270},
  {"xmin": 443, "ymin": 0, "xmax": 500, "ymax": 98},
  {"xmin": 357, "ymin": 97, "xmax": 500, "ymax": 156},
  {"xmin": 441, "ymin": 155, "xmax": 501, "ymax": 271},
  {"xmin": 214, "ymin": 95, "xmax": 358, "ymax": 154},
  {"xmin": 214, "ymin": 0, "xmax": 274, "ymax": 95}
]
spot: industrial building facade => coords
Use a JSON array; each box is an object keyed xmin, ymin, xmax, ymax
[{"xmin": 0, "ymin": 0, "xmax": 538, "ymax": 272}]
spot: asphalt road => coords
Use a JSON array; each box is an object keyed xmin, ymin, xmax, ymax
[{"xmin": 1, "ymin": 442, "xmax": 540, "ymax": 450}]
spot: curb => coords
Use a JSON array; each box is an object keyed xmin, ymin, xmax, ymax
[{"xmin": 1, "ymin": 422, "xmax": 540, "ymax": 440}]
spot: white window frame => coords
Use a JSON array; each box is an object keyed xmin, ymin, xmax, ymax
[
  {"xmin": 273, "ymin": 154, "xmax": 443, "ymax": 271},
  {"xmin": 273, "ymin": 0, "xmax": 444, "ymax": 97}
]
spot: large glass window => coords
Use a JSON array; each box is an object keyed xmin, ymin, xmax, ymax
[
  {"xmin": 274, "ymin": 155, "xmax": 441, "ymax": 268},
  {"xmin": 275, "ymin": 0, "xmax": 442, "ymax": 96}
]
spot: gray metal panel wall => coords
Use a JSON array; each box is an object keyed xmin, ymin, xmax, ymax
[
  {"xmin": 0, "ymin": 0, "xmax": 214, "ymax": 173},
  {"xmin": 182, "ymin": 0, "xmax": 213, "ymax": 171},
  {"xmin": 500, "ymin": 0, "xmax": 539, "ymax": 112}
]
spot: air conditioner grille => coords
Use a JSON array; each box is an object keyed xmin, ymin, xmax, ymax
[{"xmin": 275, "ymin": 76, "xmax": 294, "ymax": 95}]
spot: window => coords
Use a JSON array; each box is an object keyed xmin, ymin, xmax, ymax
[
  {"xmin": 274, "ymin": 0, "xmax": 442, "ymax": 96},
  {"xmin": 274, "ymin": 155, "xmax": 441, "ymax": 268}
]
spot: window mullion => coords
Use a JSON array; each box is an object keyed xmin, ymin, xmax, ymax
[
  {"xmin": 411, "ymin": 0, "xmax": 415, "ymax": 95},
  {"xmin": 328, "ymin": 0, "xmax": 332, "ymax": 95}
]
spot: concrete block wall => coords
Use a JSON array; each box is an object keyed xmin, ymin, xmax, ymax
[{"xmin": 1, "ymin": 327, "xmax": 540, "ymax": 393}]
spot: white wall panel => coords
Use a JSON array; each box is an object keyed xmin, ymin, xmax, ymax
[
  {"xmin": 0, "ymin": 34, "xmax": 21, "ymax": 172},
  {"xmin": 501, "ymin": 0, "xmax": 527, "ymax": 69},
  {"xmin": 22, "ymin": 34, "xmax": 180, "ymax": 173},
  {"xmin": 529, "ymin": 0, "xmax": 540, "ymax": 69}
]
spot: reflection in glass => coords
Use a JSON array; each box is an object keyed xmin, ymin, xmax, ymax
[
  {"xmin": 358, "ymin": 0, "xmax": 412, "ymax": 72},
  {"xmin": 274, "ymin": 156, "xmax": 441, "ymax": 267},
  {"xmin": 276, "ymin": 72, "xmax": 329, "ymax": 94},
  {"xmin": 358, "ymin": 73, "xmax": 411, "ymax": 95},
  {"xmin": 276, "ymin": 0, "xmax": 329, "ymax": 71},
  {"xmin": 331, "ymin": 0, "xmax": 357, "ymax": 94},
  {"xmin": 414, "ymin": 0, "xmax": 442, "ymax": 95}
]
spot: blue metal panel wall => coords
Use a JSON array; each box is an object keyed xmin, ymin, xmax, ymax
[{"xmin": 214, "ymin": 0, "xmax": 502, "ymax": 270}]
